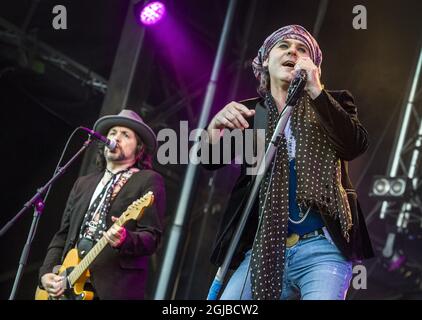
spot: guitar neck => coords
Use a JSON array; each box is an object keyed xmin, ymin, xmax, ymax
[{"xmin": 68, "ymin": 217, "xmax": 126, "ymax": 286}]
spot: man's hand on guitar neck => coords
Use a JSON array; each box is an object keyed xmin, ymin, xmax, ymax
[
  {"xmin": 41, "ymin": 273, "xmax": 65, "ymax": 298},
  {"xmin": 103, "ymin": 216, "xmax": 127, "ymax": 248}
]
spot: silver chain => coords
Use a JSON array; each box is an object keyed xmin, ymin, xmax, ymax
[{"xmin": 288, "ymin": 206, "xmax": 311, "ymax": 224}]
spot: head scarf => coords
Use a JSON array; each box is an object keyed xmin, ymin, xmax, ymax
[{"xmin": 252, "ymin": 25, "xmax": 322, "ymax": 81}]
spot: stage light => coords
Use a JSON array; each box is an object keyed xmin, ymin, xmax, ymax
[
  {"xmin": 370, "ymin": 176, "xmax": 410, "ymax": 199},
  {"xmin": 383, "ymin": 250, "xmax": 407, "ymax": 272},
  {"xmin": 134, "ymin": 1, "xmax": 166, "ymax": 26},
  {"xmin": 390, "ymin": 179, "xmax": 407, "ymax": 196},
  {"xmin": 373, "ymin": 178, "xmax": 390, "ymax": 196}
]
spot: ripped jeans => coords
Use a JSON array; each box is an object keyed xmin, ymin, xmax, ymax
[{"xmin": 220, "ymin": 230, "xmax": 353, "ymax": 300}]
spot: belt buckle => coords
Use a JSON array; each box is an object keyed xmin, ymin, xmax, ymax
[{"xmin": 286, "ymin": 233, "xmax": 299, "ymax": 248}]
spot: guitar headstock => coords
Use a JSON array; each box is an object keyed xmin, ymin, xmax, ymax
[{"xmin": 121, "ymin": 191, "xmax": 154, "ymax": 222}]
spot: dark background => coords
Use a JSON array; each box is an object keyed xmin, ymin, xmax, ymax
[{"xmin": 1, "ymin": 0, "xmax": 422, "ymax": 299}]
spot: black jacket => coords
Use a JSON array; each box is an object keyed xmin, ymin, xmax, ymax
[
  {"xmin": 39, "ymin": 169, "xmax": 166, "ymax": 299},
  {"xmin": 203, "ymin": 90, "xmax": 374, "ymax": 268}
]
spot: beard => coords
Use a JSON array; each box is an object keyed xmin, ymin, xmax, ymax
[{"xmin": 104, "ymin": 148, "xmax": 126, "ymax": 162}]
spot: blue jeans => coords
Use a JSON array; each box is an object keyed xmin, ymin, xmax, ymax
[{"xmin": 220, "ymin": 232, "xmax": 353, "ymax": 300}]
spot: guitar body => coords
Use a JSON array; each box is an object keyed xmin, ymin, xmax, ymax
[{"xmin": 35, "ymin": 248, "xmax": 94, "ymax": 300}]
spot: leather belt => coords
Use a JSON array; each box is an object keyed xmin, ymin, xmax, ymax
[{"xmin": 286, "ymin": 228, "xmax": 324, "ymax": 248}]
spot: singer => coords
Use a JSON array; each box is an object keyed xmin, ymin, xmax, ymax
[
  {"xmin": 38, "ymin": 109, "xmax": 166, "ymax": 299},
  {"xmin": 204, "ymin": 25, "xmax": 373, "ymax": 300}
]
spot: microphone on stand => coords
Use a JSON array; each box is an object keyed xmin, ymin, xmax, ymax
[
  {"xmin": 80, "ymin": 127, "xmax": 117, "ymax": 151},
  {"xmin": 286, "ymin": 69, "xmax": 307, "ymax": 106}
]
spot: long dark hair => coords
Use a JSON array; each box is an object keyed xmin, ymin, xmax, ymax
[
  {"xmin": 257, "ymin": 66, "xmax": 271, "ymax": 97},
  {"xmin": 95, "ymin": 132, "xmax": 153, "ymax": 171}
]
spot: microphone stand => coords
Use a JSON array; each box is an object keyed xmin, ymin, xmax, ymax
[
  {"xmin": 207, "ymin": 72, "xmax": 306, "ymax": 300},
  {"xmin": 0, "ymin": 138, "xmax": 93, "ymax": 300}
]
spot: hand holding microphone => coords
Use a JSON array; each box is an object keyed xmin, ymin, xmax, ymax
[
  {"xmin": 293, "ymin": 56, "xmax": 323, "ymax": 100},
  {"xmin": 80, "ymin": 127, "xmax": 117, "ymax": 151}
]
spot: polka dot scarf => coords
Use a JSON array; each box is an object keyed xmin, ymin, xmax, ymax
[{"xmin": 250, "ymin": 92, "xmax": 352, "ymax": 300}]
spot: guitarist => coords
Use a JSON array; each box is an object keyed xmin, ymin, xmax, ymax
[{"xmin": 38, "ymin": 109, "xmax": 166, "ymax": 299}]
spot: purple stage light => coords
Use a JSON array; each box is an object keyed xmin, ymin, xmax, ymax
[
  {"xmin": 387, "ymin": 252, "xmax": 406, "ymax": 272},
  {"xmin": 139, "ymin": 2, "xmax": 166, "ymax": 26}
]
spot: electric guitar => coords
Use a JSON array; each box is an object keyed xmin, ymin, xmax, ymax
[{"xmin": 35, "ymin": 191, "xmax": 154, "ymax": 300}]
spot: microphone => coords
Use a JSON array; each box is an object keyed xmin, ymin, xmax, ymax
[
  {"xmin": 80, "ymin": 127, "xmax": 117, "ymax": 151},
  {"xmin": 294, "ymin": 69, "xmax": 307, "ymax": 84},
  {"xmin": 286, "ymin": 69, "xmax": 307, "ymax": 106}
]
